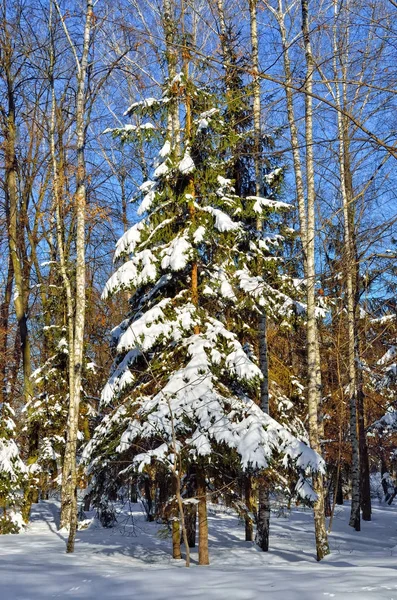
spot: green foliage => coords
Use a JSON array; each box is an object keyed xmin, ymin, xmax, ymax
[
  {"xmin": 0, "ymin": 513, "xmax": 21, "ymax": 534},
  {"xmin": 84, "ymin": 57, "xmax": 316, "ymax": 512},
  {"xmin": 0, "ymin": 403, "xmax": 26, "ymax": 532}
]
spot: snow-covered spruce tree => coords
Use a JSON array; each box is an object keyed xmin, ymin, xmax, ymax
[
  {"xmin": 27, "ymin": 330, "xmax": 70, "ymax": 503},
  {"xmin": 86, "ymin": 73, "xmax": 323, "ymax": 565},
  {"xmin": 0, "ymin": 402, "xmax": 26, "ymax": 533},
  {"xmin": 25, "ymin": 308, "xmax": 99, "ymax": 515},
  {"xmin": 366, "ymin": 313, "xmax": 397, "ymax": 488}
]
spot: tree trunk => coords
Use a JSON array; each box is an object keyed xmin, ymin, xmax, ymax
[
  {"xmin": 130, "ymin": 482, "xmax": 138, "ymax": 504},
  {"xmin": 345, "ymin": 146, "xmax": 371, "ymax": 523},
  {"xmin": 0, "ymin": 253, "xmax": 13, "ymax": 405},
  {"xmin": 173, "ymin": 468, "xmax": 190, "ymax": 566},
  {"xmin": 324, "ymin": 484, "xmax": 332, "ymax": 518},
  {"xmin": 185, "ymin": 507, "xmax": 197, "ymax": 548},
  {"xmin": 49, "ymin": 3, "xmax": 77, "ymax": 533},
  {"xmin": 336, "ymin": 471, "xmax": 344, "ymax": 505},
  {"xmin": 4, "ymin": 58, "xmax": 33, "ymax": 408},
  {"xmin": 172, "ymin": 471, "xmax": 183, "ymax": 560},
  {"xmin": 185, "ymin": 470, "xmax": 197, "ymax": 548},
  {"xmin": 339, "ymin": 14, "xmax": 371, "ymax": 521},
  {"xmin": 331, "ymin": 0, "xmax": 360, "ymax": 531},
  {"xmin": 52, "ymin": 0, "xmax": 93, "ymax": 552},
  {"xmin": 8, "ymin": 328, "xmax": 21, "ymax": 401},
  {"xmin": 256, "ymin": 313, "xmax": 271, "ymax": 551},
  {"xmin": 197, "ymin": 468, "xmax": 209, "ymax": 566},
  {"xmin": 52, "ymin": 151, "xmax": 76, "ymax": 529},
  {"xmin": 328, "ymin": 460, "xmax": 342, "ymax": 533},
  {"xmin": 257, "ymin": 480, "xmax": 271, "ymax": 552},
  {"xmin": 244, "ymin": 475, "xmax": 254, "ymax": 542},
  {"xmin": 274, "ymin": 0, "xmax": 329, "ymax": 558},
  {"xmin": 4, "ymin": 46, "xmax": 37, "ymax": 524},
  {"xmin": 172, "ymin": 518, "xmax": 182, "ymax": 559},
  {"xmin": 301, "ymin": 0, "xmax": 330, "ymax": 560},
  {"xmin": 358, "ymin": 382, "xmax": 371, "ymax": 520},
  {"xmin": 381, "ymin": 457, "xmax": 389, "ymax": 499}
]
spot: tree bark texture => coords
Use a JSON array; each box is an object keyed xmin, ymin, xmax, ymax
[
  {"xmin": 4, "ymin": 55, "xmax": 33, "ymax": 408},
  {"xmin": 301, "ymin": 0, "xmax": 330, "ymax": 560},
  {"xmin": 172, "ymin": 519, "xmax": 182, "ymax": 560},
  {"xmin": 276, "ymin": 5, "xmax": 329, "ymax": 555},
  {"xmin": 197, "ymin": 468, "xmax": 209, "ymax": 565},
  {"xmin": 52, "ymin": 0, "xmax": 93, "ymax": 552},
  {"xmin": 332, "ymin": 0, "xmax": 360, "ymax": 532},
  {"xmin": 344, "ymin": 125, "xmax": 371, "ymax": 523}
]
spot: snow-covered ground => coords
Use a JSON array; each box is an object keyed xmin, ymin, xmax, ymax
[{"xmin": 1, "ymin": 500, "xmax": 397, "ymax": 599}]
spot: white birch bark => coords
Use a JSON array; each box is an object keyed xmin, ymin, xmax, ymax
[
  {"xmin": 274, "ymin": 1, "xmax": 323, "ymax": 437},
  {"xmin": 270, "ymin": 0, "xmax": 329, "ymax": 559},
  {"xmin": 53, "ymin": 0, "xmax": 93, "ymax": 552},
  {"xmin": 300, "ymin": 0, "xmax": 330, "ymax": 560},
  {"xmin": 66, "ymin": 0, "xmax": 92, "ymax": 554}
]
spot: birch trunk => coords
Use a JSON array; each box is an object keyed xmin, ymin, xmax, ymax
[
  {"xmin": 273, "ymin": 0, "xmax": 328, "ymax": 558},
  {"xmin": 276, "ymin": 0, "xmax": 323, "ymax": 438},
  {"xmin": 52, "ymin": 0, "xmax": 93, "ymax": 552},
  {"xmin": 301, "ymin": 0, "xmax": 330, "ymax": 560},
  {"xmin": 66, "ymin": 0, "xmax": 92, "ymax": 553}
]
